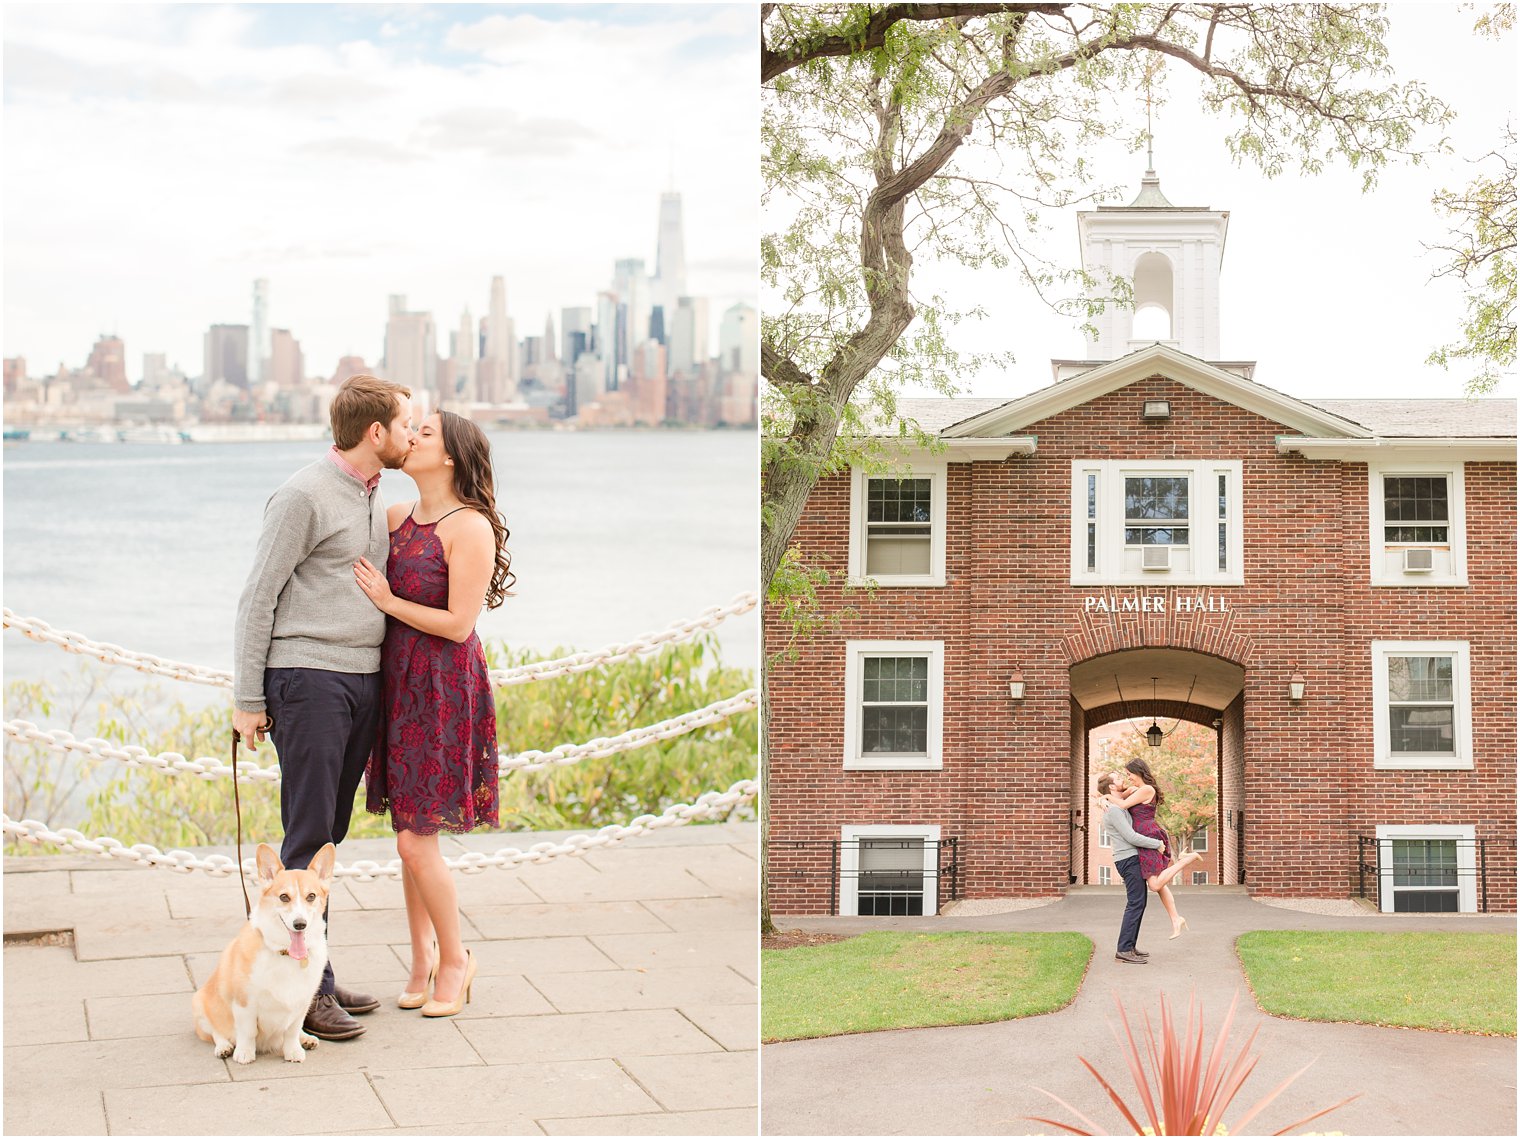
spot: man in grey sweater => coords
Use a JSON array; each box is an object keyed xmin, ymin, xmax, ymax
[
  {"xmin": 1098, "ymin": 770, "xmax": 1166, "ymax": 964},
  {"xmin": 233, "ymin": 375, "xmax": 414, "ymax": 1040}
]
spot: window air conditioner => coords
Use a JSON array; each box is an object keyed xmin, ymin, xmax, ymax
[
  {"xmin": 1142, "ymin": 546, "xmax": 1172, "ymax": 571},
  {"xmin": 1403, "ymin": 548, "xmax": 1435, "ymax": 573}
]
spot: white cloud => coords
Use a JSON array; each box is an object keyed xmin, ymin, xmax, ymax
[{"xmin": 3, "ymin": 3, "xmax": 758, "ymax": 376}]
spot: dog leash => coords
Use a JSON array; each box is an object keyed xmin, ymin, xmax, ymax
[
  {"xmin": 230, "ymin": 718, "xmax": 274, "ymax": 920},
  {"xmin": 230, "ymin": 728, "xmax": 252, "ymax": 919}
]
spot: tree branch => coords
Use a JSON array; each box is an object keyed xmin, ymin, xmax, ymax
[{"xmin": 762, "ymin": 2, "xmax": 1066, "ymax": 83}]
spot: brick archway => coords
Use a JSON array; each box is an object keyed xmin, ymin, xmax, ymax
[
  {"xmin": 1057, "ymin": 598, "xmax": 1258, "ymax": 669},
  {"xmin": 1067, "ymin": 636, "xmax": 1251, "ymax": 890}
]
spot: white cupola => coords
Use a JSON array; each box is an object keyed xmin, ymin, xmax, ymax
[{"xmin": 1076, "ymin": 168, "xmax": 1230, "ymax": 361}]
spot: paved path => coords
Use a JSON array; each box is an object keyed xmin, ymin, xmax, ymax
[
  {"xmin": 763, "ymin": 889, "xmax": 1516, "ymax": 1136},
  {"xmin": 4, "ymin": 822, "xmax": 758, "ymax": 1136}
]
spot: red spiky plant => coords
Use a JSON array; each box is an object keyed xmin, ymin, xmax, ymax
[{"xmin": 1028, "ymin": 991, "xmax": 1360, "ymax": 1136}]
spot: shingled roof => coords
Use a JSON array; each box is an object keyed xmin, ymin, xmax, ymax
[{"xmin": 1304, "ymin": 399, "xmax": 1516, "ymax": 438}]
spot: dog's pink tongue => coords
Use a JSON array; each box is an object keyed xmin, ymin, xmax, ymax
[{"xmin": 288, "ymin": 929, "xmax": 308, "ymax": 961}]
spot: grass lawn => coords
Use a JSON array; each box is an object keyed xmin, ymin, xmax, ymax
[
  {"xmin": 1237, "ymin": 930, "xmax": 1516, "ymax": 1036},
  {"xmin": 762, "ymin": 930, "xmax": 1091, "ymax": 1042}
]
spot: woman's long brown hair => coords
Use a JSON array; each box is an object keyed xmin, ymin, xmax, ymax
[
  {"xmin": 1124, "ymin": 757, "xmax": 1165, "ymax": 808},
  {"xmin": 438, "ymin": 410, "xmax": 515, "ymax": 608}
]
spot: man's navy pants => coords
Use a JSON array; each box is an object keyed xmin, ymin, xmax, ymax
[
  {"xmin": 265, "ymin": 666, "xmax": 382, "ymax": 997},
  {"xmin": 1115, "ymin": 854, "xmax": 1148, "ymax": 953}
]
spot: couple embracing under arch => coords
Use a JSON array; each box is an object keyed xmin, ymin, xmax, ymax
[{"xmin": 1095, "ymin": 758, "xmax": 1205, "ymax": 964}]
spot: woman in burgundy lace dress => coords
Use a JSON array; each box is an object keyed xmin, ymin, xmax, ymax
[
  {"xmin": 352, "ymin": 410, "xmax": 513, "ymax": 1018},
  {"xmin": 1098, "ymin": 759, "xmax": 1204, "ymax": 938}
]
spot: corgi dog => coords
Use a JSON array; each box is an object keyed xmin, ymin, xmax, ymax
[{"xmin": 192, "ymin": 842, "xmax": 335, "ymax": 1064}]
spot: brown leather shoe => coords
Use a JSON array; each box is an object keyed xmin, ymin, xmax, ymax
[
  {"xmin": 304, "ymin": 993, "xmax": 367, "ymax": 1040},
  {"xmin": 1115, "ymin": 950, "xmax": 1149, "ymax": 964},
  {"xmin": 333, "ymin": 984, "xmax": 379, "ymax": 1015}
]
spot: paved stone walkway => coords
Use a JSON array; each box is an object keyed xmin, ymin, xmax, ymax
[
  {"xmin": 763, "ymin": 888, "xmax": 1517, "ymax": 1136},
  {"xmin": 4, "ymin": 822, "xmax": 758, "ymax": 1136}
]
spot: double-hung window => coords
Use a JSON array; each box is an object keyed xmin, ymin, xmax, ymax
[
  {"xmin": 848, "ymin": 464, "xmax": 947, "ymax": 586},
  {"xmin": 1371, "ymin": 641, "xmax": 1472, "ymax": 770},
  {"xmin": 1072, "ymin": 460, "xmax": 1242, "ymax": 584},
  {"xmin": 1367, "ymin": 462, "xmax": 1466, "ymax": 585},
  {"xmin": 843, "ymin": 640, "xmax": 944, "ymax": 770}
]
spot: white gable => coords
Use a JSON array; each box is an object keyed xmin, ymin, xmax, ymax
[{"xmin": 941, "ymin": 344, "xmax": 1375, "ymax": 440}]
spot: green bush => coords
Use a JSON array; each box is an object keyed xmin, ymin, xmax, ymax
[{"xmin": 4, "ymin": 633, "xmax": 755, "ymax": 854}]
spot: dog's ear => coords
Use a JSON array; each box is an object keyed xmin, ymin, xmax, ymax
[
  {"xmin": 308, "ymin": 843, "xmax": 337, "ymax": 886},
  {"xmin": 255, "ymin": 843, "xmax": 282, "ymax": 886}
]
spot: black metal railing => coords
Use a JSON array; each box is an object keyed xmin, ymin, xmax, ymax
[
  {"xmin": 1354, "ymin": 835, "xmax": 1491, "ymax": 913},
  {"xmin": 772, "ymin": 837, "xmax": 962, "ymax": 916}
]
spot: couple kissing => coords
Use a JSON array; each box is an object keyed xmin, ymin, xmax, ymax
[{"xmin": 1096, "ymin": 759, "xmax": 1204, "ymax": 964}]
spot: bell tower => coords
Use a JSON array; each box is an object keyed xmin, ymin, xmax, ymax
[{"xmin": 1076, "ymin": 166, "xmax": 1230, "ymax": 361}]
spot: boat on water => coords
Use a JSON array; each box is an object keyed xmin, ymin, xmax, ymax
[
  {"xmin": 62, "ymin": 427, "xmax": 119, "ymax": 443},
  {"xmin": 118, "ymin": 426, "xmax": 185, "ymax": 445}
]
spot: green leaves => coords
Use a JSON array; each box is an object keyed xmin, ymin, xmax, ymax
[
  {"xmin": 3, "ymin": 636, "xmax": 756, "ymax": 852},
  {"xmin": 1426, "ymin": 124, "xmax": 1516, "ymax": 394}
]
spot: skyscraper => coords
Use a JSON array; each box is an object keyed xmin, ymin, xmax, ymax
[
  {"xmin": 483, "ymin": 276, "xmax": 518, "ymax": 402},
  {"xmin": 652, "ymin": 191, "xmax": 687, "ymax": 335},
  {"xmin": 250, "ymin": 279, "xmax": 270, "ymax": 386},
  {"xmin": 451, "ymin": 306, "xmax": 477, "ymax": 400},
  {"xmin": 203, "ymin": 324, "xmax": 249, "ymax": 390},
  {"xmin": 85, "ymin": 334, "xmax": 128, "ymax": 391},
  {"xmin": 382, "ymin": 296, "xmax": 438, "ymax": 399},
  {"xmin": 718, "ymin": 302, "xmax": 758, "ymax": 377},
  {"xmin": 668, "ymin": 296, "xmax": 710, "ymax": 377},
  {"xmin": 268, "ymin": 329, "xmax": 304, "ymax": 388},
  {"xmin": 612, "ymin": 257, "xmax": 651, "ymax": 375},
  {"xmin": 560, "ymin": 306, "xmax": 592, "ymax": 369}
]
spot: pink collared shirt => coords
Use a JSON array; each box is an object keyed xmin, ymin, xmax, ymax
[{"xmin": 327, "ymin": 446, "xmax": 382, "ymax": 495}]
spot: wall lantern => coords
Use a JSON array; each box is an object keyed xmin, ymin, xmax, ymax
[
  {"xmin": 1142, "ymin": 399, "xmax": 1171, "ymax": 420},
  {"xmin": 1145, "ymin": 720, "xmax": 1165, "ymax": 747},
  {"xmin": 1008, "ymin": 667, "xmax": 1026, "ymax": 702},
  {"xmin": 1288, "ymin": 668, "xmax": 1307, "ymax": 703}
]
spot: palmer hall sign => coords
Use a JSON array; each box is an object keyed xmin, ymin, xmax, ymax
[{"xmin": 1083, "ymin": 593, "xmax": 1230, "ymax": 614}]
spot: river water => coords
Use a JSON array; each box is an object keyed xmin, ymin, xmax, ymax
[{"xmin": 2, "ymin": 430, "xmax": 759, "ymax": 708}]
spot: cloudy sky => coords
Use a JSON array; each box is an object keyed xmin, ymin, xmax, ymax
[
  {"xmin": 890, "ymin": 3, "xmax": 1517, "ymax": 402},
  {"xmin": 4, "ymin": 3, "xmax": 757, "ymax": 379}
]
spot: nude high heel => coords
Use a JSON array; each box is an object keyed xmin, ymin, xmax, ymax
[
  {"xmin": 1170, "ymin": 917, "xmax": 1189, "ymax": 940},
  {"xmin": 398, "ymin": 941, "xmax": 438, "ymax": 1009},
  {"xmin": 422, "ymin": 949, "xmax": 476, "ymax": 1018}
]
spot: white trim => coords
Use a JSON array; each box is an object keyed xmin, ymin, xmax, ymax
[
  {"xmin": 1192, "ymin": 828, "xmax": 1208, "ymax": 852},
  {"xmin": 1277, "ymin": 437, "xmax": 1516, "ymax": 461},
  {"xmin": 1192, "ymin": 870, "xmax": 1209, "ymax": 885},
  {"xmin": 1071, "ymin": 459, "xmax": 1243, "ymax": 585},
  {"xmin": 1371, "ymin": 641, "xmax": 1473, "ymax": 770},
  {"xmin": 840, "ymin": 823, "xmax": 941, "ymax": 916},
  {"xmin": 843, "ymin": 640, "xmax": 945, "ymax": 771},
  {"xmin": 1374, "ymin": 824, "xmax": 1477, "ymax": 913},
  {"xmin": 1367, "ymin": 462, "xmax": 1468, "ymax": 587},
  {"xmin": 847, "ymin": 463, "xmax": 948, "ymax": 587},
  {"xmin": 944, "ymin": 344, "xmax": 1373, "ymax": 440},
  {"xmin": 1098, "ymin": 865, "xmax": 1112, "ymax": 885}
]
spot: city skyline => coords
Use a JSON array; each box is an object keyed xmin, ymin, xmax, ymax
[{"xmin": 3, "ymin": 3, "xmax": 756, "ymax": 376}]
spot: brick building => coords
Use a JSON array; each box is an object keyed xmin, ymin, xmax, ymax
[{"xmin": 766, "ymin": 172, "xmax": 1517, "ymax": 917}]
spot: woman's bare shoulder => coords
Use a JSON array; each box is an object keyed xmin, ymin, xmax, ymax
[{"xmin": 386, "ymin": 500, "xmax": 414, "ymax": 532}]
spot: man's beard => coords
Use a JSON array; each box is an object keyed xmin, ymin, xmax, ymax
[{"xmin": 379, "ymin": 438, "xmax": 410, "ymax": 469}]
